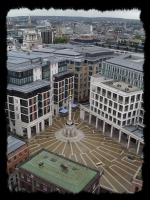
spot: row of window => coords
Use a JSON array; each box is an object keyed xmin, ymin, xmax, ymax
[
  {"xmin": 20, "ymin": 173, "xmax": 60, "ymax": 192},
  {"xmin": 91, "ymin": 98, "xmax": 139, "ymax": 111},
  {"xmin": 102, "ymin": 63, "xmax": 143, "ymax": 81},
  {"xmin": 8, "ymin": 76, "xmax": 33, "ymax": 86},
  {"xmin": 91, "ymin": 88, "xmax": 142, "ymax": 103},
  {"xmin": 8, "ymin": 70, "xmax": 33, "ymax": 78},
  {"xmin": 91, "ymin": 105, "xmax": 137, "ymax": 118},
  {"xmin": 7, "ymin": 149, "xmax": 27, "ymax": 165}
]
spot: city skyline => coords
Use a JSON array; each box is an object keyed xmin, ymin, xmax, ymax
[{"xmin": 7, "ymin": 8, "xmax": 140, "ymax": 19}]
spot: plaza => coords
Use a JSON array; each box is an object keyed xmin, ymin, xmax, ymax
[{"xmin": 29, "ymin": 108, "xmax": 143, "ymax": 193}]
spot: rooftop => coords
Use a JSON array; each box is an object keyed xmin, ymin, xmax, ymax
[
  {"xmin": 7, "ymin": 80, "xmax": 52, "ymax": 93},
  {"xmin": 7, "ymin": 136, "xmax": 26, "ymax": 155},
  {"xmin": 124, "ymin": 125, "xmax": 143, "ymax": 138},
  {"xmin": 53, "ymin": 69, "xmax": 75, "ymax": 78},
  {"xmin": 7, "ymin": 57, "xmax": 41, "ymax": 72},
  {"xmin": 19, "ymin": 149, "xmax": 99, "ymax": 193},
  {"xmin": 8, "ymin": 51, "xmax": 50, "ymax": 60},
  {"xmin": 105, "ymin": 57, "xmax": 143, "ymax": 72},
  {"xmin": 103, "ymin": 81, "xmax": 141, "ymax": 93}
]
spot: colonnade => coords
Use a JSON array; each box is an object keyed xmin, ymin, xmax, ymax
[{"xmin": 80, "ymin": 108, "xmax": 142, "ymax": 155}]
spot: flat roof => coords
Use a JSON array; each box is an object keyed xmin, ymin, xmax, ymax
[
  {"xmin": 7, "ymin": 51, "xmax": 50, "ymax": 60},
  {"xmin": 19, "ymin": 149, "xmax": 99, "ymax": 193},
  {"xmin": 7, "ymin": 136, "xmax": 26, "ymax": 155},
  {"xmin": 7, "ymin": 80, "xmax": 52, "ymax": 93},
  {"xmin": 53, "ymin": 69, "xmax": 74, "ymax": 78},
  {"xmin": 54, "ymin": 49, "xmax": 81, "ymax": 56},
  {"xmin": 103, "ymin": 81, "xmax": 141, "ymax": 93},
  {"xmin": 105, "ymin": 57, "xmax": 143, "ymax": 72},
  {"xmin": 7, "ymin": 59, "xmax": 41, "ymax": 72},
  {"xmin": 124, "ymin": 125, "xmax": 143, "ymax": 138},
  {"xmin": 32, "ymin": 48, "xmax": 56, "ymax": 53}
]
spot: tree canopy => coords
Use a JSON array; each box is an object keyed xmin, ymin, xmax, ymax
[
  {"xmin": 133, "ymin": 34, "xmax": 145, "ymax": 42},
  {"xmin": 53, "ymin": 36, "xmax": 69, "ymax": 44}
]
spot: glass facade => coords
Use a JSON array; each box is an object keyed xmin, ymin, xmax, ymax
[{"xmin": 8, "ymin": 70, "xmax": 33, "ymax": 85}]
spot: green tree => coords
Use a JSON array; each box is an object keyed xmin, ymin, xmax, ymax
[
  {"xmin": 53, "ymin": 36, "xmax": 69, "ymax": 44},
  {"xmin": 134, "ymin": 34, "xmax": 142, "ymax": 40}
]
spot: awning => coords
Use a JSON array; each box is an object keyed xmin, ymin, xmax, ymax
[
  {"xmin": 59, "ymin": 109, "xmax": 69, "ymax": 114},
  {"xmin": 71, "ymin": 104, "xmax": 77, "ymax": 108}
]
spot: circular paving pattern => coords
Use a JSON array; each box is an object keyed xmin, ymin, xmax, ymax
[
  {"xmin": 55, "ymin": 128, "xmax": 84, "ymax": 142},
  {"xmin": 29, "ymin": 108, "xmax": 143, "ymax": 194}
]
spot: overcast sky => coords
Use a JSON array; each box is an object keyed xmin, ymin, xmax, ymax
[{"xmin": 7, "ymin": 8, "xmax": 141, "ymax": 19}]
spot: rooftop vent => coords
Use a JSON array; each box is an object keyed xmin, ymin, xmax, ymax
[
  {"xmin": 72, "ymin": 167, "xmax": 77, "ymax": 171},
  {"xmin": 27, "ymin": 51, "xmax": 30, "ymax": 55},
  {"xmin": 51, "ymin": 158, "xmax": 57, "ymax": 162},
  {"xmin": 43, "ymin": 156, "xmax": 48, "ymax": 159},
  {"xmin": 61, "ymin": 163, "xmax": 68, "ymax": 169},
  {"xmin": 38, "ymin": 161, "xmax": 44, "ymax": 167}
]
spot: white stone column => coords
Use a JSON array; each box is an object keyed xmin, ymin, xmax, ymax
[
  {"xmin": 27, "ymin": 127, "xmax": 31, "ymax": 139},
  {"xmin": 102, "ymin": 121, "xmax": 105, "ymax": 134},
  {"xmin": 41, "ymin": 120, "xmax": 45, "ymax": 131},
  {"xmin": 110, "ymin": 125, "xmax": 113, "ymax": 138},
  {"xmin": 89, "ymin": 113, "xmax": 91, "ymax": 124},
  {"xmin": 10, "ymin": 120, "xmax": 13, "ymax": 132},
  {"xmin": 83, "ymin": 110, "xmax": 85, "ymax": 120},
  {"xmin": 136, "ymin": 140, "xmax": 140, "ymax": 155},
  {"xmin": 80, "ymin": 109, "xmax": 82, "ymax": 119},
  {"xmin": 31, "ymin": 175, "xmax": 35, "ymax": 192},
  {"xmin": 15, "ymin": 168, "xmax": 20, "ymax": 190},
  {"xmin": 96, "ymin": 117, "xmax": 98, "ymax": 129},
  {"xmin": 36, "ymin": 123, "xmax": 39, "ymax": 134},
  {"xmin": 49, "ymin": 117, "xmax": 51, "ymax": 127},
  {"xmin": 127, "ymin": 135, "xmax": 131, "ymax": 149},
  {"xmin": 118, "ymin": 130, "xmax": 122, "ymax": 143}
]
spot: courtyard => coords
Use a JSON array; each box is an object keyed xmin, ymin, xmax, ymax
[{"xmin": 29, "ymin": 108, "xmax": 143, "ymax": 193}]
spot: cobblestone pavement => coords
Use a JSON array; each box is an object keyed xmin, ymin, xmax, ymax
[{"xmin": 29, "ymin": 108, "xmax": 143, "ymax": 193}]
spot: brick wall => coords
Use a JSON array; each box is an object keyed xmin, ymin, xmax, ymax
[{"xmin": 7, "ymin": 143, "xmax": 30, "ymax": 175}]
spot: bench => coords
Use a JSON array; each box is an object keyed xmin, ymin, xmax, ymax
[{"xmin": 96, "ymin": 162, "xmax": 102, "ymax": 166}]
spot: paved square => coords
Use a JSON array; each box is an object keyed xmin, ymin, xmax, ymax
[{"xmin": 29, "ymin": 108, "xmax": 143, "ymax": 193}]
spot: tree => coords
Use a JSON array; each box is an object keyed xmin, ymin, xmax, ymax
[
  {"xmin": 134, "ymin": 34, "xmax": 142, "ymax": 40},
  {"xmin": 53, "ymin": 36, "xmax": 69, "ymax": 44}
]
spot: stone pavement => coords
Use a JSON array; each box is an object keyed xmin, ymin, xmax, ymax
[{"xmin": 29, "ymin": 108, "xmax": 143, "ymax": 194}]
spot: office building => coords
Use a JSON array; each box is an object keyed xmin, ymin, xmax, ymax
[{"xmin": 80, "ymin": 52, "xmax": 144, "ymax": 154}]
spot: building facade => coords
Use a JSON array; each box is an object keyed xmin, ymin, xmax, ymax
[
  {"xmin": 7, "ymin": 136, "xmax": 30, "ymax": 191},
  {"xmin": 80, "ymin": 52, "xmax": 144, "ymax": 154}
]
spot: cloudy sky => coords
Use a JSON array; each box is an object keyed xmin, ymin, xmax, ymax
[{"xmin": 7, "ymin": 8, "xmax": 141, "ymax": 19}]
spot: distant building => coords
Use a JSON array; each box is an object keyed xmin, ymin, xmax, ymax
[
  {"xmin": 39, "ymin": 30, "xmax": 54, "ymax": 44},
  {"xmin": 7, "ymin": 136, "xmax": 30, "ymax": 191},
  {"xmin": 75, "ymin": 24, "xmax": 93, "ymax": 34},
  {"xmin": 21, "ymin": 29, "xmax": 42, "ymax": 51},
  {"xmin": 16, "ymin": 149, "xmax": 102, "ymax": 194}
]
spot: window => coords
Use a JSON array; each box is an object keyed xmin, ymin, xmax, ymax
[
  {"xmin": 9, "ymin": 168, "xmax": 12, "ymax": 174},
  {"xmin": 14, "ymin": 156, "xmax": 16, "ymax": 161},
  {"xmin": 43, "ymin": 185, "xmax": 47, "ymax": 191},
  {"xmin": 27, "ymin": 176, "xmax": 30, "ymax": 182},
  {"xmin": 7, "ymin": 159, "xmax": 11, "ymax": 165},
  {"xmin": 24, "ymin": 149, "xmax": 27, "ymax": 154},
  {"xmin": 19, "ymin": 153, "xmax": 22, "ymax": 157},
  {"xmin": 21, "ymin": 173, "xmax": 24, "ymax": 179},
  {"xmin": 135, "ymin": 187, "xmax": 139, "ymax": 192},
  {"xmin": 36, "ymin": 181, "xmax": 39, "ymax": 187}
]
